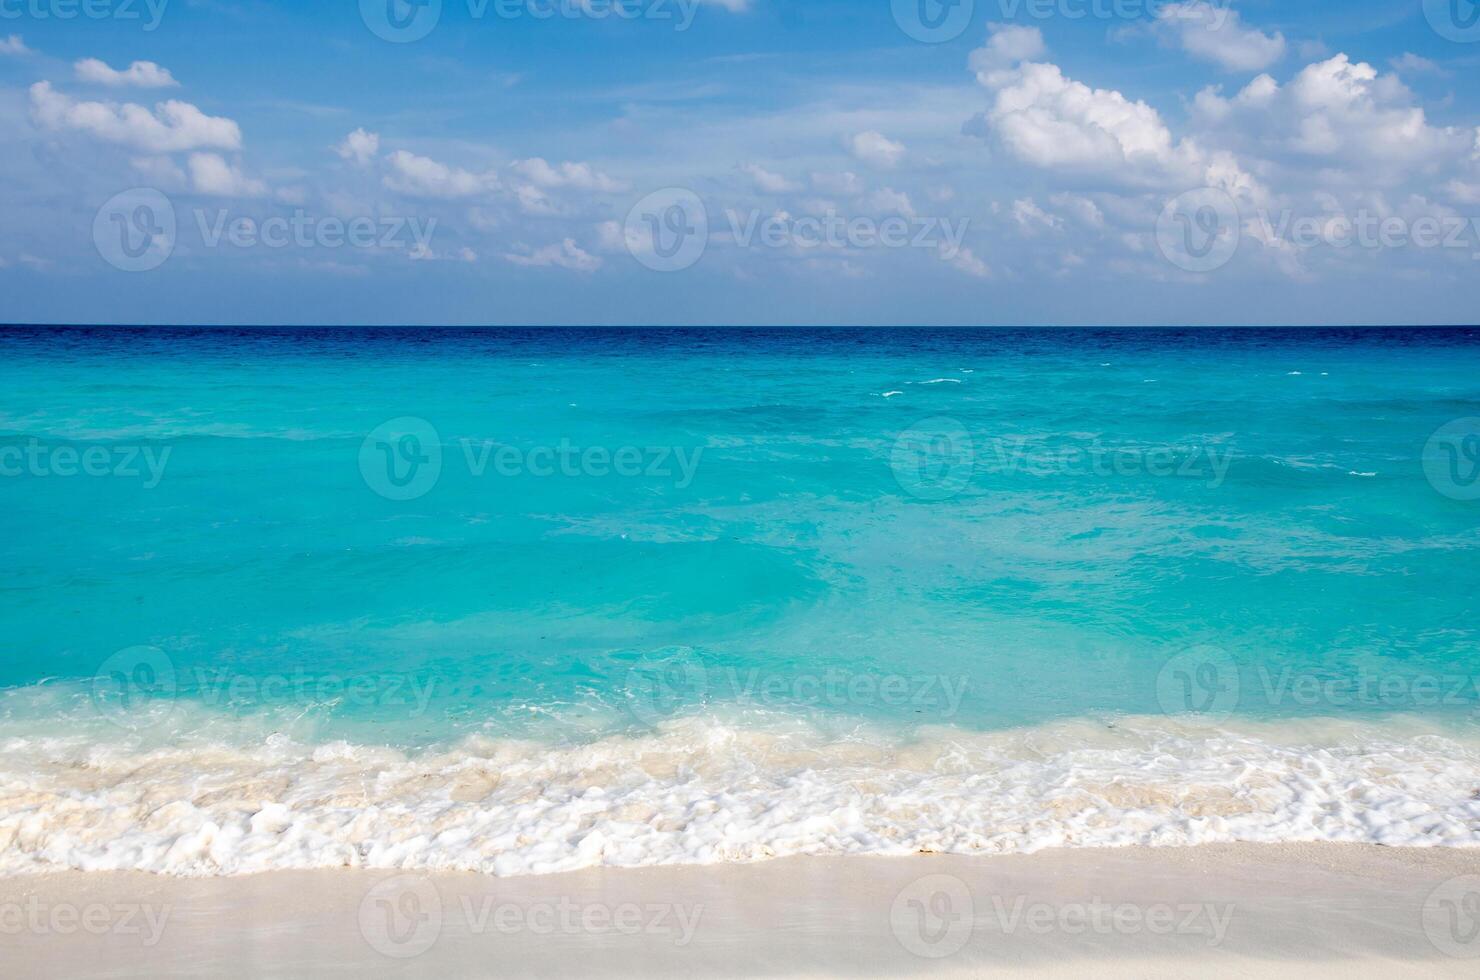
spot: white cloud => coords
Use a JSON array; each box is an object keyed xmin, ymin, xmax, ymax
[
  {"xmin": 848, "ymin": 130, "xmax": 905, "ymax": 168},
  {"xmin": 741, "ymin": 163, "xmax": 800, "ymax": 193},
  {"xmin": 940, "ymin": 243, "xmax": 991, "ymax": 278},
  {"xmin": 1191, "ymin": 55, "xmax": 1468, "ymax": 171},
  {"xmin": 130, "ymin": 155, "xmax": 186, "ymax": 186},
  {"xmin": 29, "ymin": 81, "xmax": 242, "ymax": 153},
  {"xmin": 1153, "ymin": 1, "xmax": 1285, "ymax": 72},
  {"xmin": 1048, "ymin": 192, "xmax": 1106, "ymax": 228},
  {"xmin": 1012, "ymin": 197, "xmax": 1062, "ymax": 233},
  {"xmin": 383, "ymin": 149, "xmax": 499, "ymax": 199},
  {"xmin": 866, "ymin": 187, "xmax": 916, "ymax": 218},
  {"xmin": 810, "ymin": 171, "xmax": 864, "ymax": 196},
  {"xmin": 187, "ymin": 153, "xmax": 268, "ymax": 197},
  {"xmin": 968, "ymin": 24, "xmax": 1046, "ymax": 78},
  {"xmin": 335, "ymin": 128, "xmax": 379, "ymax": 167},
  {"xmin": 75, "ymin": 58, "xmax": 179, "ymax": 88},
  {"xmin": 510, "ymin": 158, "xmax": 623, "ymax": 192},
  {"xmin": 970, "ymin": 49, "xmax": 1256, "ymax": 196},
  {"xmin": 1389, "ymin": 52, "xmax": 1446, "ymax": 77},
  {"xmin": 503, "ymin": 238, "xmax": 602, "ymax": 272},
  {"xmin": 0, "ymin": 34, "xmax": 30, "ymax": 56}
]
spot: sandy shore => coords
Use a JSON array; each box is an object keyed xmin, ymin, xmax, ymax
[{"xmin": 2, "ymin": 843, "xmax": 1479, "ymax": 977}]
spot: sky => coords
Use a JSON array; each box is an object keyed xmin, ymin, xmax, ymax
[{"xmin": 0, "ymin": 0, "xmax": 1478, "ymax": 326}]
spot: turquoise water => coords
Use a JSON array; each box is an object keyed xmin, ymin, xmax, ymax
[{"xmin": 1, "ymin": 327, "xmax": 1479, "ymax": 874}]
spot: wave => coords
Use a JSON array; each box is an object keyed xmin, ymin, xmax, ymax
[{"xmin": 2, "ymin": 712, "xmax": 1477, "ymax": 877}]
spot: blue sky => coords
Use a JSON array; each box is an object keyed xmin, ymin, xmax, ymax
[{"xmin": 1, "ymin": 0, "xmax": 1478, "ymax": 325}]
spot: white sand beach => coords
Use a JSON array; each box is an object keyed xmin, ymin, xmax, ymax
[{"xmin": 3, "ymin": 843, "xmax": 1479, "ymax": 977}]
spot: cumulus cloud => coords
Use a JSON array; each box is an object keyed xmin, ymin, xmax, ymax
[
  {"xmin": 1012, "ymin": 197, "xmax": 1063, "ymax": 233},
  {"xmin": 810, "ymin": 171, "xmax": 864, "ymax": 196},
  {"xmin": 848, "ymin": 130, "xmax": 905, "ymax": 168},
  {"xmin": 967, "ymin": 31, "xmax": 1257, "ymax": 196},
  {"xmin": 1152, "ymin": 1, "xmax": 1285, "ymax": 72},
  {"xmin": 503, "ymin": 238, "xmax": 602, "ymax": 272},
  {"xmin": 187, "ymin": 153, "xmax": 268, "ymax": 197},
  {"xmin": 940, "ymin": 243, "xmax": 991, "ymax": 278},
  {"xmin": 741, "ymin": 163, "xmax": 799, "ymax": 193},
  {"xmin": 29, "ymin": 81, "xmax": 242, "ymax": 153},
  {"xmin": 0, "ymin": 34, "xmax": 30, "ymax": 56},
  {"xmin": 383, "ymin": 149, "xmax": 499, "ymax": 198},
  {"xmin": 1191, "ymin": 54, "xmax": 1470, "ymax": 172},
  {"xmin": 1389, "ymin": 52, "xmax": 1446, "ymax": 77},
  {"xmin": 968, "ymin": 24, "xmax": 1045, "ymax": 77},
  {"xmin": 335, "ymin": 128, "xmax": 379, "ymax": 167},
  {"xmin": 510, "ymin": 158, "xmax": 623, "ymax": 192},
  {"xmin": 866, "ymin": 187, "xmax": 916, "ymax": 217},
  {"xmin": 75, "ymin": 58, "xmax": 179, "ymax": 88}
]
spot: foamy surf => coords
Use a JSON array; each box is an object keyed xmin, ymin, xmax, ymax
[{"xmin": 2, "ymin": 713, "xmax": 1477, "ymax": 877}]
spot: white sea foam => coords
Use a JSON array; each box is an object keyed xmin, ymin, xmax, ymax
[{"xmin": 1, "ymin": 713, "xmax": 1477, "ymax": 877}]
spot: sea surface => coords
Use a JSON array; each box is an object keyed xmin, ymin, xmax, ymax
[{"xmin": 1, "ymin": 326, "xmax": 1478, "ymax": 875}]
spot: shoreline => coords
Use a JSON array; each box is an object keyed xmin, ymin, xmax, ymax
[{"xmin": 3, "ymin": 843, "xmax": 1479, "ymax": 977}]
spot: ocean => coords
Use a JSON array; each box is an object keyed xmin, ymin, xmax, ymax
[{"xmin": 1, "ymin": 325, "xmax": 1478, "ymax": 875}]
